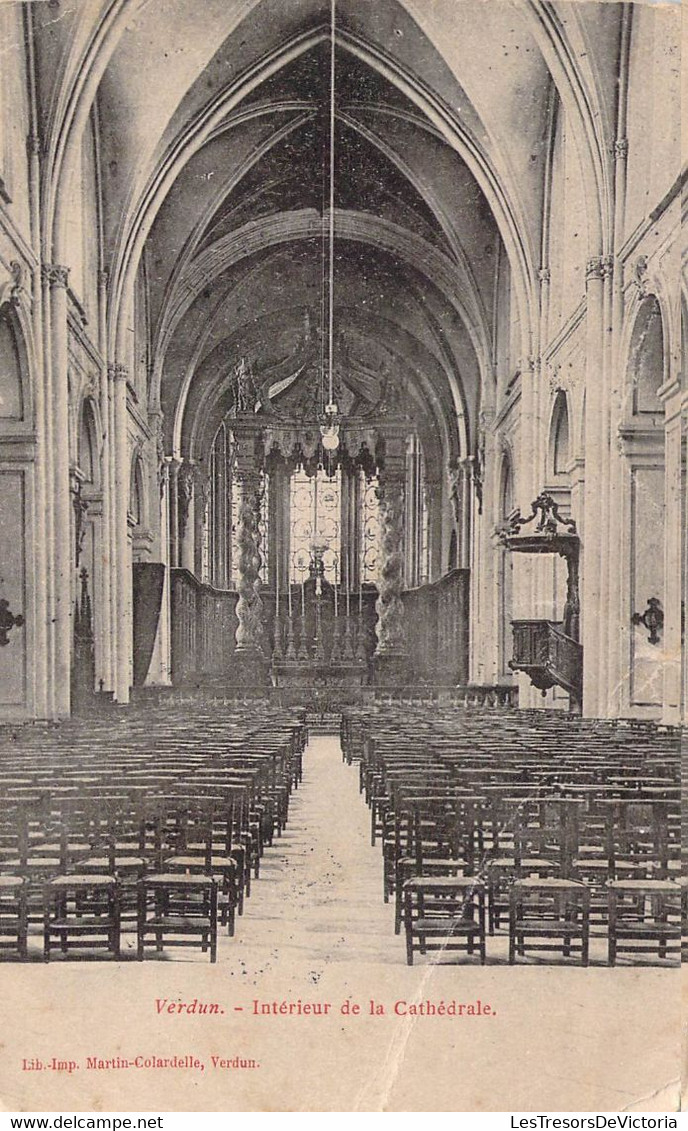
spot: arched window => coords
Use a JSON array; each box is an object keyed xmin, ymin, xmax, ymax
[
  {"xmin": 289, "ymin": 467, "xmax": 340, "ymax": 584},
  {"xmin": 129, "ymin": 456, "xmax": 144, "ymax": 527},
  {"xmin": 78, "ymin": 401, "xmax": 97, "ymax": 484},
  {"xmin": 550, "ymin": 391, "xmax": 570, "ymax": 479},
  {"xmin": 0, "ymin": 308, "xmax": 24, "ymax": 420},
  {"xmin": 629, "ymin": 296, "xmax": 664, "ymax": 414}
]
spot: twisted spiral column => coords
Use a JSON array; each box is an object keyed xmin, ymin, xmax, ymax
[
  {"xmin": 235, "ymin": 473, "xmax": 264, "ymax": 653},
  {"xmin": 374, "ymin": 478, "xmax": 407, "ymax": 657}
]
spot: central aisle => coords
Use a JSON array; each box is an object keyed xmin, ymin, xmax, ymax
[{"xmin": 227, "ymin": 733, "xmax": 399, "ymax": 968}]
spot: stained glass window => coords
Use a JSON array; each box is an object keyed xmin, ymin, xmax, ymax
[
  {"xmin": 360, "ymin": 470, "xmax": 381, "ymax": 584},
  {"xmin": 289, "ymin": 467, "xmax": 341, "ymax": 584}
]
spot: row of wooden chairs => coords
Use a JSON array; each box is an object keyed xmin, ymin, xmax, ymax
[
  {"xmin": 0, "ymin": 704, "xmax": 307, "ymax": 961},
  {"xmin": 342, "ymin": 705, "xmax": 682, "ymax": 966}
]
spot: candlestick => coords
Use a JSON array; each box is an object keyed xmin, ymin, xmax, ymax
[
  {"xmin": 288, "ymin": 577, "xmax": 292, "ymax": 617},
  {"xmin": 285, "ymin": 612, "xmax": 296, "ymax": 660},
  {"xmin": 275, "ymin": 551, "xmax": 280, "ymax": 617},
  {"xmin": 301, "ymin": 580, "xmax": 305, "ymax": 617},
  {"xmin": 345, "ymin": 553, "xmax": 350, "ymax": 617}
]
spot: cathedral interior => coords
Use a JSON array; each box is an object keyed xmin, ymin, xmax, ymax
[{"xmin": 0, "ymin": 0, "xmax": 684, "ymax": 992}]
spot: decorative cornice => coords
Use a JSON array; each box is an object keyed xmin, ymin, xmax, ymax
[{"xmin": 41, "ymin": 263, "xmax": 69, "ymax": 289}]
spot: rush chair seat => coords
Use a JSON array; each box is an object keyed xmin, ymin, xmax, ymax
[
  {"xmin": 403, "ymin": 875, "xmax": 486, "ymax": 966},
  {"xmin": 0, "ymin": 875, "xmax": 28, "ymax": 960},
  {"xmin": 136, "ymin": 874, "xmax": 218, "ymax": 963},
  {"xmin": 509, "ymin": 877, "xmax": 590, "ymax": 965},
  {"xmin": 75, "ymin": 799, "xmax": 148, "ymax": 925}
]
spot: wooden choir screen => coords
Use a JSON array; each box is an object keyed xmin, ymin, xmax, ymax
[
  {"xmin": 402, "ymin": 569, "xmax": 469, "ymax": 686},
  {"xmin": 171, "ymin": 569, "xmax": 237, "ymax": 684}
]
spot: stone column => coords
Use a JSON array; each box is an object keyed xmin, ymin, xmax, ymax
[
  {"xmin": 44, "ymin": 265, "xmax": 72, "ymax": 716},
  {"xmin": 232, "ymin": 430, "xmax": 268, "ymax": 684},
  {"xmin": 178, "ymin": 459, "xmax": 195, "ymax": 573},
  {"xmin": 581, "ymin": 256, "xmax": 607, "ymax": 716},
  {"xmin": 682, "ymin": 393, "xmax": 688, "ymax": 724},
  {"xmin": 97, "ymin": 269, "xmax": 113, "ymax": 694},
  {"xmin": 374, "ymin": 431, "xmax": 409, "ymax": 684},
  {"xmin": 194, "ymin": 463, "xmax": 210, "ymax": 580},
  {"xmin": 658, "ymin": 377, "xmax": 684, "ymax": 724},
  {"xmin": 110, "ymin": 363, "xmax": 131, "ymax": 703},
  {"xmin": 167, "ymin": 458, "xmax": 181, "ymax": 569},
  {"xmin": 30, "ymin": 254, "xmax": 49, "ymax": 716}
]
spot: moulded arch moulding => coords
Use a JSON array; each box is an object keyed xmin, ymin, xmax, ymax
[{"xmin": 153, "ymin": 99, "xmax": 492, "ymax": 379}]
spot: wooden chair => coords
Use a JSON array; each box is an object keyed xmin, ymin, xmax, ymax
[
  {"xmin": 0, "ymin": 875, "xmax": 28, "ymax": 960},
  {"xmin": 43, "ymin": 874, "xmax": 121, "ymax": 961},
  {"xmin": 136, "ymin": 873, "xmax": 218, "ymax": 962},
  {"xmin": 403, "ymin": 875, "xmax": 486, "ymax": 965},
  {"xmin": 607, "ymin": 878, "xmax": 680, "ymax": 965},
  {"xmin": 509, "ymin": 877, "xmax": 590, "ymax": 964}
]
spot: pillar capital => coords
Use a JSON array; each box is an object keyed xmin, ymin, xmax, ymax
[
  {"xmin": 614, "ymin": 137, "xmax": 629, "ymax": 161},
  {"xmin": 42, "ymin": 263, "xmax": 69, "ymax": 289},
  {"xmin": 585, "ymin": 255, "xmax": 613, "ymax": 284},
  {"xmin": 108, "ymin": 362, "xmax": 129, "ymax": 384}
]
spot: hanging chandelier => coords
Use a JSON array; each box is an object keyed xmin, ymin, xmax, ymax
[{"xmin": 320, "ymin": 0, "xmax": 340, "ymax": 453}]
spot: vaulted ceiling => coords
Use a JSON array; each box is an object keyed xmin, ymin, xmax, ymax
[{"xmin": 33, "ymin": 0, "xmax": 625, "ymax": 464}]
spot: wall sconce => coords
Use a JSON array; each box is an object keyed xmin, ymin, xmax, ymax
[{"xmin": 632, "ymin": 597, "xmax": 663, "ymax": 645}]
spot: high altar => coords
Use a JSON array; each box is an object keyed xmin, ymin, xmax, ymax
[{"xmin": 160, "ymin": 341, "xmax": 471, "ymax": 696}]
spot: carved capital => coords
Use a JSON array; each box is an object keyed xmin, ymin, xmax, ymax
[
  {"xmin": 585, "ymin": 256, "xmax": 604, "ymax": 282},
  {"xmin": 614, "ymin": 138, "xmax": 629, "ymax": 161},
  {"xmin": 42, "ymin": 263, "xmax": 69, "ymax": 289},
  {"xmin": 26, "ymin": 132, "xmax": 42, "ymax": 158},
  {"xmin": 108, "ymin": 362, "xmax": 129, "ymax": 384}
]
